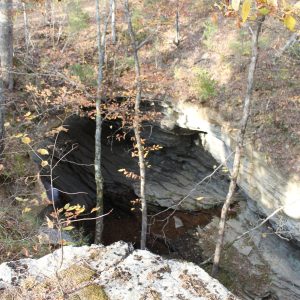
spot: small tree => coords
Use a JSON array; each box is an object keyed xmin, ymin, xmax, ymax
[
  {"xmin": 124, "ymin": 0, "xmax": 147, "ymax": 250},
  {"xmin": 111, "ymin": 0, "xmax": 116, "ymax": 44},
  {"xmin": 211, "ymin": 0, "xmax": 299, "ymax": 277},
  {"xmin": 94, "ymin": 0, "xmax": 111, "ymax": 244},
  {"xmin": 0, "ymin": 78, "xmax": 4, "ymax": 156}
]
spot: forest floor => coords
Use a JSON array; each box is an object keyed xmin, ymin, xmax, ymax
[{"xmin": 9, "ymin": 0, "xmax": 300, "ymax": 176}]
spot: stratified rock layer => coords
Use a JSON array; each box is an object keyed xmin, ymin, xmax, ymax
[
  {"xmin": 37, "ymin": 116, "xmax": 232, "ymax": 211},
  {"xmin": 196, "ymin": 202, "xmax": 300, "ymax": 300},
  {"xmin": 0, "ymin": 241, "xmax": 238, "ymax": 300},
  {"xmin": 161, "ymin": 100, "xmax": 300, "ymax": 243}
]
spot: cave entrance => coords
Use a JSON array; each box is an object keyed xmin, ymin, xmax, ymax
[{"xmin": 37, "ymin": 115, "xmax": 231, "ymax": 257}]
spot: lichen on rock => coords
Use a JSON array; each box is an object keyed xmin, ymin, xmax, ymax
[{"xmin": 0, "ymin": 241, "xmax": 237, "ymax": 300}]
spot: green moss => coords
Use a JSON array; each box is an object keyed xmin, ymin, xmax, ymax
[
  {"xmin": 60, "ymin": 264, "xmax": 109, "ymax": 299},
  {"xmin": 20, "ymin": 264, "xmax": 109, "ymax": 299},
  {"xmin": 59, "ymin": 264, "xmax": 96, "ymax": 284},
  {"xmin": 70, "ymin": 285, "xmax": 108, "ymax": 300}
]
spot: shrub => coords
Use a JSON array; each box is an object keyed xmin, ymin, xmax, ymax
[
  {"xmin": 288, "ymin": 42, "xmax": 300, "ymax": 60},
  {"xmin": 120, "ymin": 8, "xmax": 149, "ymax": 45},
  {"xmin": 230, "ymin": 30, "xmax": 270, "ymax": 56},
  {"xmin": 69, "ymin": 64, "xmax": 96, "ymax": 86},
  {"xmin": 202, "ymin": 21, "xmax": 218, "ymax": 49},
  {"xmin": 67, "ymin": 0, "xmax": 89, "ymax": 34},
  {"xmin": 193, "ymin": 68, "xmax": 217, "ymax": 102}
]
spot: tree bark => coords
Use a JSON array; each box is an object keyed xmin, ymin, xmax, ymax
[
  {"xmin": 94, "ymin": 0, "xmax": 105, "ymax": 244},
  {"xmin": 125, "ymin": 0, "xmax": 147, "ymax": 250},
  {"xmin": 211, "ymin": 16, "xmax": 265, "ymax": 277},
  {"xmin": 0, "ymin": 0, "xmax": 13, "ymax": 90},
  {"xmin": 94, "ymin": 0, "xmax": 111, "ymax": 244},
  {"xmin": 44, "ymin": 0, "xmax": 52, "ymax": 25},
  {"xmin": 111, "ymin": 0, "xmax": 116, "ymax": 44},
  {"xmin": 0, "ymin": 78, "xmax": 4, "ymax": 157},
  {"xmin": 22, "ymin": 1, "xmax": 29, "ymax": 55},
  {"xmin": 174, "ymin": 0, "xmax": 180, "ymax": 46}
]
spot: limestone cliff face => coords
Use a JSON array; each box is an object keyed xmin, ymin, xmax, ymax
[
  {"xmin": 35, "ymin": 98, "xmax": 300, "ymax": 243},
  {"xmin": 0, "ymin": 242, "xmax": 238, "ymax": 300},
  {"xmin": 160, "ymin": 99, "xmax": 300, "ymax": 243}
]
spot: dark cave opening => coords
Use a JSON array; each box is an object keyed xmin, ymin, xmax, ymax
[{"xmin": 36, "ymin": 115, "xmax": 231, "ymax": 256}]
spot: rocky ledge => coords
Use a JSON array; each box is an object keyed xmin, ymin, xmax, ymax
[
  {"xmin": 160, "ymin": 99, "xmax": 300, "ymax": 244},
  {"xmin": 0, "ymin": 241, "xmax": 238, "ymax": 300}
]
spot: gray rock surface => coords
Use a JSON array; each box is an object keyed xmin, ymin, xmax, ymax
[
  {"xmin": 160, "ymin": 99, "xmax": 300, "ymax": 244},
  {"xmin": 0, "ymin": 241, "xmax": 238, "ymax": 300},
  {"xmin": 197, "ymin": 202, "xmax": 300, "ymax": 300},
  {"xmin": 38, "ymin": 116, "xmax": 233, "ymax": 211},
  {"xmin": 37, "ymin": 227, "xmax": 74, "ymax": 245}
]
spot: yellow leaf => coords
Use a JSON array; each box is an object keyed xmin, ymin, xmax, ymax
[
  {"xmin": 232, "ymin": 0, "xmax": 241, "ymax": 11},
  {"xmin": 16, "ymin": 197, "xmax": 29, "ymax": 202},
  {"xmin": 241, "ymin": 0, "xmax": 252, "ymax": 23},
  {"xmin": 22, "ymin": 136, "xmax": 31, "ymax": 144},
  {"xmin": 91, "ymin": 206, "xmax": 100, "ymax": 213},
  {"xmin": 284, "ymin": 15, "xmax": 296, "ymax": 31},
  {"xmin": 24, "ymin": 112, "xmax": 31, "ymax": 117},
  {"xmin": 22, "ymin": 207, "xmax": 32, "ymax": 213},
  {"xmin": 46, "ymin": 216, "xmax": 54, "ymax": 229},
  {"xmin": 64, "ymin": 203, "xmax": 70, "ymax": 210},
  {"xmin": 63, "ymin": 226, "xmax": 74, "ymax": 231},
  {"xmin": 76, "ymin": 207, "xmax": 85, "ymax": 214},
  {"xmin": 66, "ymin": 205, "xmax": 77, "ymax": 211},
  {"xmin": 37, "ymin": 148, "xmax": 49, "ymax": 155},
  {"xmin": 41, "ymin": 160, "xmax": 49, "ymax": 167},
  {"xmin": 259, "ymin": 7, "xmax": 270, "ymax": 16}
]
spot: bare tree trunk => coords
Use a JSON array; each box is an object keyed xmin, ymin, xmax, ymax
[
  {"xmin": 94, "ymin": 0, "xmax": 110, "ymax": 244},
  {"xmin": 111, "ymin": 0, "xmax": 116, "ymax": 44},
  {"xmin": 22, "ymin": 1, "xmax": 29, "ymax": 55},
  {"xmin": 44, "ymin": 0, "xmax": 52, "ymax": 25},
  {"xmin": 211, "ymin": 16, "xmax": 265, "ymax": 277},
  {"xmin": 51, "ymin": 0, "xmax": 55, "ymax": 48},
  {"xmin": 0, "ymin": 78, "xmax": 4, "ymax": 157},
  {"xmin": 0, "ymin": 0, "xmax": 13, "ymax": 90},
  {"xmin": 125, "ymin": 0, "xmax": 147, "ymax": 250},
  {"xmin": 174, "ymin": 0, "xmax": 180, "ymax": 46},
  {"xmin": 94, "ymin": 0, "xmax": 104, "ymax": 244}
]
